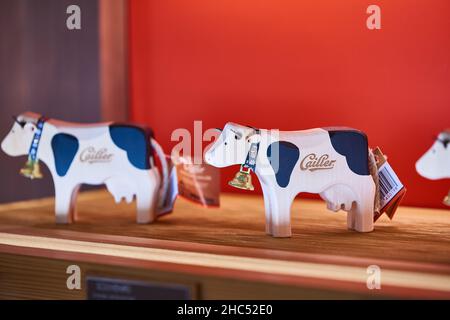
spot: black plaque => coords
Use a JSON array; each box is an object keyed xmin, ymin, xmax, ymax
[{"xmin": 86, "ymin": 276, "xmax": 192, "ymax": 300}]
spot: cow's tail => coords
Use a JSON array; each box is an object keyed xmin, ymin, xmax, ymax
[{"xmin": 151, "ymin": 138, "xmax": 169, "ymax": 208}]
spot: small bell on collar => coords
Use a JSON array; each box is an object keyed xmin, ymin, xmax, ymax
[
  {"xmin": 228, "ymin": 166, "xmax": 254, "ymax": 191},
  {"xmin": 443, "ymin": 190, "xmax": 450, "ymax": 206},
  {"xmin": 20, "ymin": 159, "xmax": 43, "ymax": 179},
  {"xmin": 229, "ymin": 130, "xmax": 260, "ymax": 191}
]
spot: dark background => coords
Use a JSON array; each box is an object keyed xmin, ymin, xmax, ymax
[{"xmin": 0, "ymin": 0, "xmax": 101, "ymax": 203}]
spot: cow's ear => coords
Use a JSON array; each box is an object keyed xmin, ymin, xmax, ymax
[
  {"xmin": 13, "ymin": 116, "xmax": 26, "ymax": 128},
  {"xmin": 437, "ymin": 138, "xmax": 450, "ymax": 149},
  {"xmin": 443, "ymin": 139, "xmax": 450, "ymax": 149},
  {"xmin": 24, "ymin": 122, "xmax": 36, "ymax": 133}
]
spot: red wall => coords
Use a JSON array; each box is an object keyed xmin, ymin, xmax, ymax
[{"xmin": 129, "ymin": 0, "xmax": 450, "ymax": 208}]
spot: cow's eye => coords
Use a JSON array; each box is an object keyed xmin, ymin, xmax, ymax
[{"xmin": 235, "ymin": 135, "xmax": 238, "ymax": 140}]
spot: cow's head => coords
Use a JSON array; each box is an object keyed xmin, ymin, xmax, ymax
[
  {"xmin": 1, "ymin": 112, "xmax": 42, "ymax": 157},
  {"xmin": 204, "ymin": 122, "xmax": 260, "ymax": 168},
  {"xmin": 416, "ymin": 131, "xmax": 450, "ymax": 180}
]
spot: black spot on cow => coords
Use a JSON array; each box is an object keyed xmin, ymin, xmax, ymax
[
  {"xmin": 109, "ymin": 124, "xmax": 154, "ymax": 170},
  {"xmin": 326, "ymin": 128, "xmax": 369, "ymax": 176},
  {"xmin": 51, "ymin": 133, "xmax": 79, "ymax": 177},
  {"xmin": 267, "ymin": 141, "xmax": 300, "ymax": 188}
]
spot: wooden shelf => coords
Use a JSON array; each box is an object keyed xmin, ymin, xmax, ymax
[{"xmin": 0, "ymin": 190, "xmax": 449, "ymax": 299}]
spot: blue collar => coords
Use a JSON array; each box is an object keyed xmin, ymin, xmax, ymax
[
  {"xmin": 242, "ymin": 129, "xmax": 260, "ymax": 171},
  {"xmin": 28, "ymin": 117, "xmax": 47, "ymax": 162}
]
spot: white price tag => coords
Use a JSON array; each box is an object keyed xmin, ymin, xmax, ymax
[{"xmin": 378, "ymin": 162, "xmax": 404, "ymax": 209}]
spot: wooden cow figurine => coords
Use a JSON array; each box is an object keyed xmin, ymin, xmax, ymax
[
  {"xmin": 416, "ymin": 130, "xmax": 450, "ymax": 180},
  {"xmin": 1, "ymin": 112, "xmax": 169, "ymax": 224},
  {"xmin": 416, "ymin": 130, "xmax": 450, "ymax": 205},
  {"xmin": 205, "ymin": 123, "xmax": 376, "ymax": 237}
]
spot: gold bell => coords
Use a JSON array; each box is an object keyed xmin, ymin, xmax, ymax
[
  {"xmin": 20, "ymin": 160, "xmax": 43, "ymax": 179},
  {"xmin": 443, "ymin": 190, "xmax": 450, "ymax": 206},
  {"xmin": 228, "ymin": 166, "xmax": 254, "ymax": 191}
]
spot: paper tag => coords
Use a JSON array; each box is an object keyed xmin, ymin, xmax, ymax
[
  {"xmin": 156, "ymin": 156, "xmax": 178, "ymax": 217},
  {"xmin": 175, "ymin": 157, "xmax": 220, "ymax": 207},
  {"xmin": 378, "ymin": 162, "xmax": 404, "ymax": 209},
  {"xmin": 372, "ymin": 147, "xmax": 406, "ymax": 221}
]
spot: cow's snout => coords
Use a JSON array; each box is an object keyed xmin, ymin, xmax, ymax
[
  {"xmin": 1, "ymin": 130, "xmax": 29, "ymax": 157},
  {"xmin": 204, "ymin": 149, "xmax": 214, "ymax": 165},
  {"xmin": 1, "ymin": 135, "xmax": 10, "ymax": 155}
]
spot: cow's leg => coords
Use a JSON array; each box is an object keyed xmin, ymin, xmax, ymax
[
  {"xmin": 54, "ymin": 182, "xmax": 80, "ymax": 224},
  {"xmin": 270, "ymin": 190, "xmax": 294, "ymax": 238},
  {"xmin": 260, "ymin": 182, "xmax": 273, "ymax": 235},
  {"xmin": 351, "ymin": 181, "xmax": 375, "ymax": 232},
  {"xmin": 347, "ymin": 205, "xmax": 356, "ymax": 230},
  {"xmin": 351, "ymin": 198, "xmax": 374, "ymax": 232},
  {"xmin": 135, "ymin": 171, "xmax": 159, "ymax": 224}
]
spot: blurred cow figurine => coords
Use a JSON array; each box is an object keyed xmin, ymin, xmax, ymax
[
  {"xmin": 1, "ymin": 112, "xmax": 169, "ymax": 224},
  {"xmin": 416, "ymin": 130, "xmax": 450, "ymax": 205},
  {"xmin": 205, "ymin": 123, "xmax": 376, "ymax": 237},
  {"xmin": 416, "ymin": 130, "xmax": 450, "ymax": 180}
]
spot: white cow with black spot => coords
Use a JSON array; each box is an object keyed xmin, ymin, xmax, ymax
[
  {"xmin": 1, "ymin": 112, "xmax": 169, "ymax": 224},
  {"xmin": 205, "ymin": 123, "xmax": 376, "ymax": 237}
]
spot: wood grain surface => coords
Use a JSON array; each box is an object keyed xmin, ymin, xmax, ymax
[
  {"xmin": 0, "ymin": 190, "xmax": 448, "ymax": 264},
  {"xmin": 0, "ymin": 190, "xmax": 449, "ymax": 299}
]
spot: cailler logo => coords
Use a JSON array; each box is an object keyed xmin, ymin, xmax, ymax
[
  {"xmin": 80, "ymin": 147, "xmax": 113, "ymax": 164},
  {"xmin": 300, "ymin": 153, "xmax": 336, "ymax": 172}
]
